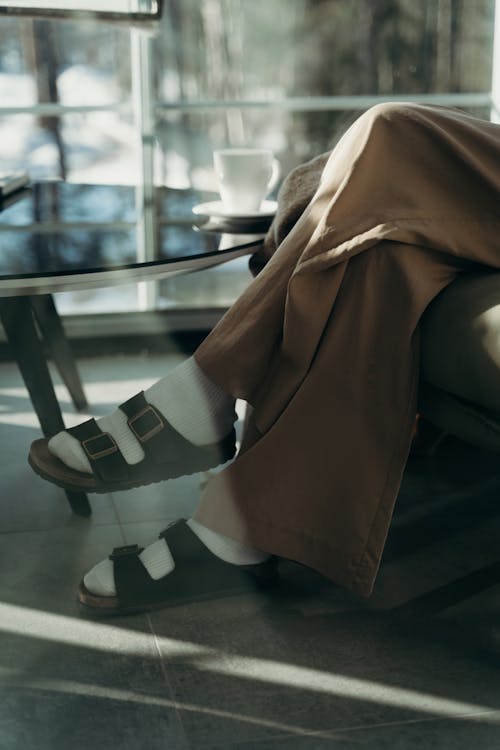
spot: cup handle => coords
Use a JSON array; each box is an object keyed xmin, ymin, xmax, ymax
[{"xmin": 267, "ymin": 158, "xmax": 281, "ymax": 195}]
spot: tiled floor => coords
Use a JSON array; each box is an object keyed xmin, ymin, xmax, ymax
[{"xmin": 2, "ymin": 353, "xmax": 500, "ymax": 749}]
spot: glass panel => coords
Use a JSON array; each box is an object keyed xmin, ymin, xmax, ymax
[
  {"xmin": 0, "ymin": 0, "xmax": 150, "ymax": 327},
  {"xmin": 0, "ymin": 17, "xmax": 133, "ymax": 178},
  {"xmin": 156, "ymin": 103, "xmax": 494, "ymax": 197},
  {"xmin": 155, "ymin": 0, "xmax": 495, "ymax": 181},
  {"xmin": 0, "ymin": 110, "xmax": 137, "ymax": 181},
  {"xmin": 0, "ymin": 17, "xmax": 131, "ymax": 103},
  {"xmin": 155, "ymin": 0, "xmax": 495, "ymax": 102},
  {"xmin": 156, "ymin": 108, "xmax": 364, "ymax": 194}
]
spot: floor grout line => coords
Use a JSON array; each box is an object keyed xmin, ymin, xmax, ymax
[
  {"xmin": 326, "ymin": 708, "xmax": 500, "ymax": 736},
  {"xmin": 192, "ymin": 708, "xmax": 500, "ymax": 749},
  {"xmin": 146, "ymin": 612, "xmax": 192, "ymax": 750}
]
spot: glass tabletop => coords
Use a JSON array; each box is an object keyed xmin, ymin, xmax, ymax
[{"xmin": 0, "ymin": 182, "xmax": 266, "ymax": 295}]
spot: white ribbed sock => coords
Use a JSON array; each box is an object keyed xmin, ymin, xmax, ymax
[
  {"xmin": 83, "ymin": 519, "xmax": 268, "ymax": 597},
  {"xmin": 48, "ymin": 357, "xmax": 236, "ymax": 474}
]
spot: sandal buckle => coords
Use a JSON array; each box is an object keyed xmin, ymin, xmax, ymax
[
  {"xmin": 82, "ymin": 432, "xmax": 118, "ymax": 459},
  {"xmin": 128, "ymin": 405, "xmax": 164, "ymax": 443},
  {"xmin": 109, "ymin": 544, "xmax": 144, "ymax": 561}
]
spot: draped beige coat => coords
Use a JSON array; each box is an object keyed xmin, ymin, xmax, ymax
[{"xmin": 193, "ymin": 102, "xmax": 500, "ymax": 597}]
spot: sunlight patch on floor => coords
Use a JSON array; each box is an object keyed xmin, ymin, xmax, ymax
[
  {"xmin": 0, "ymin": 412, "xmax": 45, "ymax": 428},
  {"xmin": 0, "ymin": 602, "xmax": 206, "ymax": 659},
  {"xmin": 194, "ymin": 655, "xmax": 500, "ymax": 720},
  {"xmin": 1, "ymin": 601, "xmax": 499, "ymax": 725},
  {"xmin": 0, "ymin": 665, "xmax": 341, "ymax": 738}
]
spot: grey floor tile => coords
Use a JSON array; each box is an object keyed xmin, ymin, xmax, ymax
[
  {"xmin": 0, "ymin": 523, "xmax": 188, "ymax": 749},
  {"xmin": 213, "ymin": 736, "xmax": 341, "ymax": 749},
  {"xmin": 327, "ymin": 713, "xmax": 500, "ymax": 749},
  {"xmin": 111, "ymin": 473, "xmax": 202, "ymax": 525},
  {"xmin": 112, "ymin": 406, "xmax": 247, "ymax": 526},
  {"xmin": 203, "ymin": 732, "xmax": 344, "ymax": 749},
  {"xmin": 0, "ymin": 610, "xmax": 188, "ymax": 750},
  {"xmin": 0, "ymin": 524, "xmax": 126, "ymax": 614},
  {"xmin": 0, "ymin": 451, "xmax": 117, "ymax": 532},
  {"xmin": 209, "ymin": 714, "xmax": 500, "ymax": 749},
  {"xmin": 0, "ymin": 598, "xmax": 189, "ymax": 750},
  {"xmin": 0, "ymin": 362, "xmax": 117, "ymax": 531},
  {"xmin": 148, "ymin": 571, "xmax": 500, "ymax": 747},
  {"xmin": 0, "ymin": 687, "xmax": 188, "ymax": 750}
]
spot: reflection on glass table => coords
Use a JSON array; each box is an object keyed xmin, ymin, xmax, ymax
[{"xmin": 0, "ymin": 182, "xmax": 266, "ymax": 297}]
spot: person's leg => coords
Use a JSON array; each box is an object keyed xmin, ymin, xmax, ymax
[{"xmin": 194, "ymin": 242, "xmax": 470, "ymax": 597}]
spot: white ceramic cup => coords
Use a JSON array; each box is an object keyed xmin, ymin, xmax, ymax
[{"xmin": 213, "ymin": 148, "xmax": 280, "ymax": 213}]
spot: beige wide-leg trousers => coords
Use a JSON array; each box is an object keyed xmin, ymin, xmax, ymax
[{"xmin": 193, "ymin": 102, "xmax": 500, "ymax": 597}]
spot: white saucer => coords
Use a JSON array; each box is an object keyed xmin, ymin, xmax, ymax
[{"xmin": 192, "ymin": 200, "xmax": 278, "ymax": 220}]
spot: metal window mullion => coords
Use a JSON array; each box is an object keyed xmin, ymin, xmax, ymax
[
  {"xmin": 492, "ymin": 0, "xmax": 500, "ymax": 121},
  {"xmin": 0, "ymin": 93, "xmax": 491, "ymax": 119},
  {"xmin": 0, "ymin": 221, "xmax": 135, "ymax": 234},
  {"xmin": 154, "ymin": 92, "xmax": 493, "ymax": 114},
  {"xmin": 131, "ymin": 27, "xmax": 157, "ymax": 311},
  {"xmin": 0, "ymin": 103, "xmax": 129, "ymax": 116}
]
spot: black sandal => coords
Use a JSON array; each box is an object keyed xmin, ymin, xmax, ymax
[
  {"xmin": 77, "ymin": 519, "xmax": 279, "ymax": 616},
  {"xmin": 28, "ymin": 392, "xmax": 237, "ymax": 494}
]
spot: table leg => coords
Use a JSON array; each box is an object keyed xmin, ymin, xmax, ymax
[
  {"xmin": 0, "ymin": 297, "xmax": 91, "ymax": 517},
  {"xmin": 30, "ymin": 294, "xmax": 88, "ymax": 411}
]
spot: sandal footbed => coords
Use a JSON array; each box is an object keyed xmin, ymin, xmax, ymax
[{"xmin": 28, "ymin": 430, "xmax": 236, "ymax": 494}]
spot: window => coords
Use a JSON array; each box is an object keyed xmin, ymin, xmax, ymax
[{"xmin": 0, "ymin": 0, "xmax": 497, "ymax": 318}]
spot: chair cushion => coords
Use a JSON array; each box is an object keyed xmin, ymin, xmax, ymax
[
  {"xmin": 418, "ymin": 381, "xmax": 500, "ymax": 452},
  {"xmin": 420, "ymin": 270, "xmax": 500, "ymax": 413}
]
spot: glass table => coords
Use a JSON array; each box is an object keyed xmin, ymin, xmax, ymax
[{"xmin": 0, "ymin": 182, "xmax": 265, "ymax": 516}]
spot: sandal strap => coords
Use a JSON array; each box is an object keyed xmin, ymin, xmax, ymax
[
  {"xmin": 67, "ymin": 418, "xmax": 130, "ymax": 482},
  {"xmin": 109, "ymin": 541, "xmax": 168, "ymax": 607},
  {"xmin": 110, "ymin": 543, "xmax": 144, "ymax": 561},
  {"xmin": 119, "ymin": 392, "xmax": 196, "ymax": 464},
  {"xmin": 66, "ymin": 391, "xmax": 214, "ymax": 486},
  {"xmin": 105, "ymin": 521, "xmax": 278, "ymax": 612}
]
